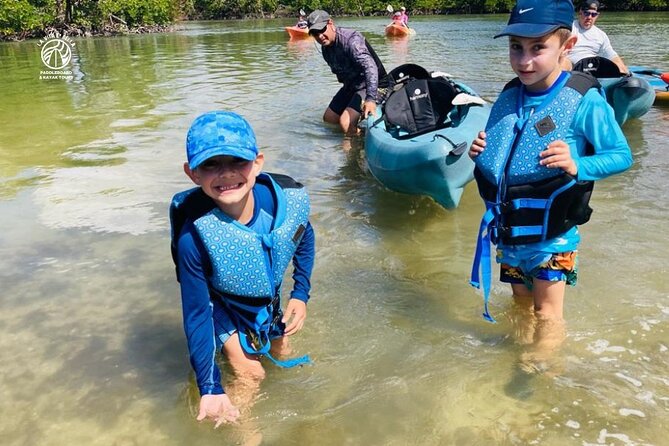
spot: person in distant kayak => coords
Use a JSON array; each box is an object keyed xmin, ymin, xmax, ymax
[
  {"xmin": 170, "ymin": 111, "xmax": 316, "ymax": 427},
  {"xmin": 468, "ymin": 0, "xmax": 632, "ymax": 373},
  {"xmin": 296, "ymin": 12, "xmax": 308, "ymax": 29},
  {"xmin": 306, "ymin": 9, "xmax": 388, "ymax": 135},
  {"xmin": 390, "ymin": 11, "xmax": 407, "ymax": 28},
  {"xmin": 564, "ymin": 0, "xmax": 628, "ymax": 74},
  {"xmin": 399, "ymin": 6, "xmax": 409, "ymax": 26}
]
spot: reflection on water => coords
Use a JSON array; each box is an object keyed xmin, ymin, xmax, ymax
[{"xmin": 1, "ymin": 13, "xmax": 668, "ymax": 446}]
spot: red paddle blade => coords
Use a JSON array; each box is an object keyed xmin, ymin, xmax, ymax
[{"xmin": 661, "ymin": 72, "xmax": 669, "ymax": 85}]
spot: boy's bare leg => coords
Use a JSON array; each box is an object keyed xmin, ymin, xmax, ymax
[
  {"xmin": 223, "ymin": 333, "xmax": 265, "ymax": 412},
  {"xmin": 510, "ymin": 284, "xmax": 537, "ymax": 345},
  {"xmin": 520, "ymin": 279, "xmax": 567, "ymax": 374},
  {"xmin": 270, "ymin": 335, "xmax": 293, "ymax": 357},
  {"xmin": 221, "ymin": 333, "xmax": 266, "ymax": 445}
]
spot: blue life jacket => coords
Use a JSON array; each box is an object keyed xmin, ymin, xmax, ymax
[
  {"xmin": 470, "ymin": 72, "xmax": 598, "ymax": 322},
  {"xmin": 170, "ymin": 172, "xmax": 311, "ymax": 367}
]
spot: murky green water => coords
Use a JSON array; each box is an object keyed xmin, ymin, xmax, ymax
[{"xmin": 1, "ymin": 13, "xmax": 668, "ymax": 446}]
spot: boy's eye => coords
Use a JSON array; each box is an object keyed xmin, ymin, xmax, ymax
[
  {"xmin": 200, "ymin": 160, "xmax": 222, "ymax": 170},
  {"xmin": 199, "ymin": 157, "xmax": 250, "ymax": 171}
]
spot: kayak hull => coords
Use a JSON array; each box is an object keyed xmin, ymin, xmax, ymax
[
  {"xmin": 599, "ymin": 75, "xmax": 655, "ymax": 125},
  {"xmin": 365, "ymin": 81, "xmax": 490, "ymax": 209},
  {"xmin": 285, "ymin": 26, "xmax": 309, "ymax": 39},
  {"xmin": 385, "ymin": 23, "xmax": 414, "ymax": 37}
]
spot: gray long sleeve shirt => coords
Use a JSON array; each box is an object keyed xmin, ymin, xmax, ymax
[{"xmin": 321, "ymin": 27, "xmax": 383, "ymax": 101}]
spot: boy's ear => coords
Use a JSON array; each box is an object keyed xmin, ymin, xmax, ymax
[
  {"xmin": 183, "ymin": 162, "xmax": 201, "ymax": 185},
  {"xmin": 564, "ymin": 34, "xmax": 578, "ymax": 51},
  {"xmin": 253, "ymin": 152, "xmax": 265, "ymax": 176}
]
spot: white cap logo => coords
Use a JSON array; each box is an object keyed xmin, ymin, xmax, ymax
[{"xmin": 414, "ymin": 88, "xmax": 421, "ymax": 95}]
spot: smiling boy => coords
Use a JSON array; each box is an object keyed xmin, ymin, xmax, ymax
[{"xmin": 170, "ymin": 111, "xmax": 316, "ymax": 426}]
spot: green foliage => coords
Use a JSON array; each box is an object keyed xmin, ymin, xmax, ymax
[
  {"xmin": 98, "ymin": 0, "xmax": 175, "ymax": 26},
  {"xmin": 0, "ymin": 0, "xmax": 55, "ymax": 36},
  {"xmin": 1, "ymin": 0, "xmax": 667, "ymax": 38}
]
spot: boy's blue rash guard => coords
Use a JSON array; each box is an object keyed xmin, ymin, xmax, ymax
[
  {"xmin": 500, "ymin": 81, "xmax": 633, "ymax": 255},
  {"xmin": 176, "ymin": 182, "xmax": 316, "ymax": 395}
]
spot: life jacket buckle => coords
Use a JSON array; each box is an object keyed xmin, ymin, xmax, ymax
[{"xmin": 497, "ymin": 201, "xmax": 515, "ymax": 214}]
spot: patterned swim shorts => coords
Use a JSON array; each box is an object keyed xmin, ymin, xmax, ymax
[{"xmin": 500, "ymin": 251, "xmax": 578, "ymax": 288}]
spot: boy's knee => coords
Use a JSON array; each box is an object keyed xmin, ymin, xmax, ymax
[{"xmin": 231, "ymin": 359, "xmax": 266, "ymax": 381}]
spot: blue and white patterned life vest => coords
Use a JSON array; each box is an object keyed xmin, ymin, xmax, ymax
[
  {"xmin": 470, "ymin": 72, "xmax": 598, "ymax": 322},
  {"xmin": 170, "ymin": 173, "xmax": 311, "ymax": 367}
]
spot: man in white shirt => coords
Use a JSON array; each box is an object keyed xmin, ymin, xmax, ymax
[{"xmin": 565, "ymin": 0, "xmax": 628, "ymax": 74}]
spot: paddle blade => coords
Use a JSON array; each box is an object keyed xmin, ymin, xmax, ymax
[
  {"xmin": 386, "ymin": 4, "xmax": 394, "ymax": 13},
  {"xmin": 661, "ymin": 72, "xmax": 669, "ymax": 85}
]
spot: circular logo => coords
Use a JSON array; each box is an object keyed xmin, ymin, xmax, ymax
[
  {"xmin": 40, "ymin": 38, "xmax": 72, "ymax": 70},
  {"xmin": 414, "ymin": 88, "xmax": 422, "ymax": 95}
]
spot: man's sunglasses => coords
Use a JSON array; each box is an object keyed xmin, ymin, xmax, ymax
[
  {"xmin": 581, "ymin": 10, "xmax": 599, "ymax": 17},
  {"xmin": 309, "ymin": 25, "xmax": 328, "ymax": 37}
]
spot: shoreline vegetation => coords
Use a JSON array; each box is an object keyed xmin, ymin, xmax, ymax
[{"xmin": 2, "ymin": 0, "xmax": 668, "ymax": 41}]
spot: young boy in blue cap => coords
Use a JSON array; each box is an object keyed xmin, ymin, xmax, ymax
[
  {"xmin": 468, "ymin": 0, "xmax": 632, "ymax": 367},
  {"xmin": 170, "ymin": 111, "xmax": 316, "ymax": 426}
]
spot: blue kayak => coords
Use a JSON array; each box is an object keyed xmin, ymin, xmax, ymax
[
  {"xmin": 628, "ymin": 65, "xmax": 669, "ymax": 105},
  {"xmin": 364, "ymin": 64, "xmax": 491, "ymax": 209},
  {"xmin": 573, "ymin": 57, "xmax": 655, "ymax": 124}
]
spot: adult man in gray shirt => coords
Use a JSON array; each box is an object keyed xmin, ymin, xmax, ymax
[
  {"xmin": 307, "ymin": 10, "xmax": 387, "ymax": 135},
  {"xmin": 565, "ymin": 0, "xmax": 628, "ymax": 74}
]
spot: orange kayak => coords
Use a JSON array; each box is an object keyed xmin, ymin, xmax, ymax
[
  {"xmin": 385, "ymin": 23, "xmax": 412, "ymax": 37},
  {"xmin": 285, "ymin": 26, "xmax": 310, "ymax": 39}
]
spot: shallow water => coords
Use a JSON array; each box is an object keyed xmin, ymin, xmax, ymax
[{"xmin": 1, "ymin": 13, "xmax": 668, "ymax": 445}]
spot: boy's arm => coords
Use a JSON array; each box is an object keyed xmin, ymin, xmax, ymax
[
  {"xmin": 572, "ymin": 89, "xmax": 633, "ymax": 181},
  {"xmin": 177, "ymin": 225, "xmax": 224, "ymax": 396},
  {"xmin": 289, "ymin": 221, "xmax": 315, "ymax": 303},
  {"xmin": 282, "ymin": 221, "xmax": 315, "ymax": 335}
]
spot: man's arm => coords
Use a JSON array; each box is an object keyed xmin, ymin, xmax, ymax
[{"xmin": 349, "ymin": 33, "xmax": 379, "ymax": 103}]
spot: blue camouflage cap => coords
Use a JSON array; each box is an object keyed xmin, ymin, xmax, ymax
[
  {"xmin": 186, "ymin": 111, "xmax": 258, "ymax": 169},
  {"xmin": 495, "ymin": 0, "xmax": 574, "ymax": 38}
]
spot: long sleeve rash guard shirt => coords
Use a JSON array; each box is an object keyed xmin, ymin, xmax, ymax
[{"xmin": 322, "ymin": 27, "xmax": 382, "ymax": 102}]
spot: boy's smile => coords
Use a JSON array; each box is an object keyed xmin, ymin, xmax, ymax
[{"xmin": 185, "ymin": 154, "xmax": 265, "ymax": 222}]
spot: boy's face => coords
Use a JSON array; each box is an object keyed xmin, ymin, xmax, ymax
[
  {"xmin": 184, "ymin": 154, "xmax": 264, "ymax": 214},
  {"xmin": 508, "ymin": 32, "xmax": 575, "ymax": 92}
]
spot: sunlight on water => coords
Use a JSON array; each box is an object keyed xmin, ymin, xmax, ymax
[{"xmin": 0, "ymin": 13, "xmax": 668, "ymax": 446}]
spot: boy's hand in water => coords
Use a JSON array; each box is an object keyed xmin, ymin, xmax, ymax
[
  {"xmin": 469, "ymin": 131, "xmax": 486, "ymax": 159},
  {"xmin": 282, "ymin": 298, "xmax": 307, "ymax": 336},
  {"xmin": 198, "ymin": 394, "xmax": 240, "ymax": 428},
  {"xmin": 540, "ymin": 140, "xmax": 577, "ymax": 176}
]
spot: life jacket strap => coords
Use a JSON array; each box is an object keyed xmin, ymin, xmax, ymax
[
  {"xmin": 470, "ymin": 207, "xmax": 497, "ymax": 323},
  {"xmin": 238, "ymin": 330, "xmax": 311, "ymax": 368}
]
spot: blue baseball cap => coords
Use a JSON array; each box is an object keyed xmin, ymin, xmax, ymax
[
  {"xmin": 495, "ymin": 0, "xmax": 574, "ymax": 38},
  {"xmin": 186, "ymin": 111, "xmax": 258, "ymax": 169}
]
